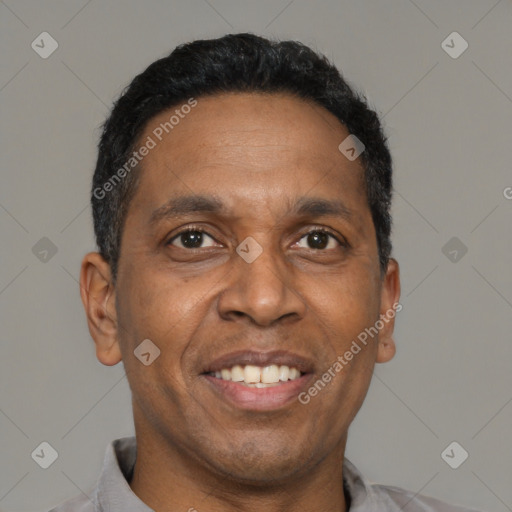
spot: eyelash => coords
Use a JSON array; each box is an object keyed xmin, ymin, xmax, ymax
[{"xmin": 167, "ymin": 225, "xmax": 346, "ymax": 250}]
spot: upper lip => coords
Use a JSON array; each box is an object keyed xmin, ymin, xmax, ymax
[{"xmin": 203, "ymin": 350, "xmax": 315, "ymax": 374}]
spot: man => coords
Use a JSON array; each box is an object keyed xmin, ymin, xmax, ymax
[{"xmin": 51, "ymin": 34, "xmax": 480, "ymax": 511}]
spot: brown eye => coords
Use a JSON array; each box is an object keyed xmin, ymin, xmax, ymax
[
  {"xmin": 297, "ymin": 230, "xmax": 340, "ymax": 250},
  {"xmin": 169, "ymin": 229, "xmax": 217, "ymax": 249}
]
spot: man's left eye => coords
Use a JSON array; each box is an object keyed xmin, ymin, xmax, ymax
[{"xmin": 296, "ymin": 230, "xmax": 341, "ymax": 250}]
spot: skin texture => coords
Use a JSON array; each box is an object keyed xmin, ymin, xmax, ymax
[{"xmin": 80, "ymin": 92, "xmax": 400, "ymax": 512}]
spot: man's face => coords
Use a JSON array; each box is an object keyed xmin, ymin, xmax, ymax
[{"xmin": 93, "ymin": 93, "xmax": 399, "ymax": 482}]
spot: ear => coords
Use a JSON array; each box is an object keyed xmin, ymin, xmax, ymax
[
  {"xmin": 80, "ymin": 252, "xmax": 122, "ymax": 366},
  {"xmin": 376, "ymin": 258, "xmax": 401, "ymax": 364}
]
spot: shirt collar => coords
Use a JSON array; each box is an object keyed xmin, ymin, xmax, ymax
[{"xmin": 92, "ymin": 437, "xmax": 152, "ymax": 512}]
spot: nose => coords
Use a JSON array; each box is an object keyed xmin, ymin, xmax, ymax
[{"xmin": 217, "ymin": 245, "xmax": 306, "ymax": 327}]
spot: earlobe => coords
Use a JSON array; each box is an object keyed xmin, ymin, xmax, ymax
[
  {"xmin": 376, "ymin": 258, "xmax": 401, "ymax": 364},
  {"xmin": 376, "ymin": 335, "xmax": 396, "ymax": 363},
  {"xmin": 80, "ymin": 252, "xmax": 122, "ymax": 366}
]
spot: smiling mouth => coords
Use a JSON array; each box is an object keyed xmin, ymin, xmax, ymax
[{"xmin": 206, "ymin": 364, "xmax": 303, "ymax": 388}]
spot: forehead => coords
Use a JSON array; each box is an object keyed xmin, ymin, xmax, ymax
[{"xmin": 131, "ymin": 92, "xmax": 367, "ymax": 218}]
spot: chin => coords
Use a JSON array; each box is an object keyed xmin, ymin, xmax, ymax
[{"xmin": 206, "ymin": 439, "xmax": 310, "ymax": 484}]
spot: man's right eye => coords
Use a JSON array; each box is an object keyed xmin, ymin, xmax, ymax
[{"xmin": 168, "ymin": 228, "xmax": 217, "ymax": 249}]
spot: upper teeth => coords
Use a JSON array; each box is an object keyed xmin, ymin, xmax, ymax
[{"xmin": 213, "ymin": 364, "xmax": 301, "ymax": 385}]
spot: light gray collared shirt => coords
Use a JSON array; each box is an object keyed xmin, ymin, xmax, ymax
[{"xmin": 49, "ymin": 436, "xmax": 481, "ymax": 512}]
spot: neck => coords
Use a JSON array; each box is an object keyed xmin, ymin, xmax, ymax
[{"xmin": 129, "ymin": 426, "xmax": 349, "ymax": 512}]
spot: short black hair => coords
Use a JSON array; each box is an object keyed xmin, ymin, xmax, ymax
[{"xmin": 92, "ymin": 33, "xmax": 393, "ymax": 280}]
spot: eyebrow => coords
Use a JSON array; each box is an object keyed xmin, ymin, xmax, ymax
[
  {"xmin": 149, "ymin": 195, "xmax": 224, "ymax": 226},
  {"xmin": 293, "ymin": 197, "xmax": 352, "ymax": 221},
  {"xmin": 148, "ymin": 194, "xmax": 353, "ymax": 226}
]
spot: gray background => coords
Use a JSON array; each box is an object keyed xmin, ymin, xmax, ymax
[{"xmin": 1, "ymin": 1, "xmax": 511, "ymax": 510}]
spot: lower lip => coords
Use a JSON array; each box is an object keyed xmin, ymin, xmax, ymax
[{"xmin": 203, "ymin": 374, "xmax": 312, "ymax": 411}]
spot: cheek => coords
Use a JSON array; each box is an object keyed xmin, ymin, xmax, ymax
[
  {"xmin": 118, "ymin": 268, "xmax": 204, "ymax": 339},
  {"xmin": 115, "ymin": 264, "xmax": 221, "ymax": 385},
  {"xmin": 313, "ymin": 266, "xmax": 380, "ymax": 410},
  {"xmin": 313, "ymin": 264, "xmax": 380, "ymax": 343},
  {"xmin": 116, "ymin": 274, "xmax": 201, "ymax": 410}
]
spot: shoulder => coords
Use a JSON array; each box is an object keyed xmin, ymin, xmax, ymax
[
  {"xmin": 47, "ymin": 492, "xmax": 95, "ymax": 512},
  {"xmin": 47, "ymin": 436, "xmax": 136, "ymax": 511},
  {"xmin": 372, "ymin": 483, "xmax": 483, "ymax": 512},
  {"xmin": 342, "ymin": 458, "xmax": 482, "ymax": 512}
]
